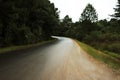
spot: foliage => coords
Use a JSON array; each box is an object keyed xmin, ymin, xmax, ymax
[
  {"xmin": 0, "ymin": 0, "xmax": 59, "ymax": 47},
  {"xmin": 61, "ymin": 15, "xmax": 73, "ymax": 28},
  {"xmin": 80, "ymin": 3, "xmax": 98, "ymax": 22},
  {"xmin": 112, "ymin": 0, "xmax": 120, "ymax": 19},
  {"xmin": 77, "ymin": 40, "xmax": 120, "ymax": 71},
  {"xmin": 0, "ymin": 0, "xmax": 120, "ymax": 56},
  {"xmin": 61, "ymin": 3, "xmax": 120, "ymax": 54},
  {"xmin": 59, "ymin": 15, "xmax": 73, "ymax": 36}
]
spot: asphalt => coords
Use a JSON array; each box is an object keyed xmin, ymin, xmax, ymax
[
  {"xmin": 0, "ymin": 37, "xmax": 118, "ymax": 80},
  {"xmin": 0, "ymin": 39, "xmax": 59, "ymax": 80}
]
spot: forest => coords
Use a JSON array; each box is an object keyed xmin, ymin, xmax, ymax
[{"xmin": 0, "ymin": 0, "xmax": 120, "ymax": 54}]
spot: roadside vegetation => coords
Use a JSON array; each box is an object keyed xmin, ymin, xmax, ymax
[
  {"xmin": 0, "ymin": 0, "xmax": 60, "ymax": 47},
  {"xmin": 59, "ymin": 2, "xmax": 120, "ymax": 56},
  {"xmin": 0, "ymin": 0, "xmax": 120, "ymax": 68},
  {"xmin": 76, "ymin": 41, "xmax": 120, "ymax": 73},
  {"xmin": 0, "ymin": 40, "xmax": 56, "ymax": 54}
]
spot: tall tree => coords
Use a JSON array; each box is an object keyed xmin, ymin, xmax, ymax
[
  {"xmin": 0, "ymin": 0, "xmax": 60, "ymax": 47},
  {"xmin": 80, "ymin": 3, "xmax": 98, "ymax": 22},
  {"xmin": 61, "ymin": 15, "xmax": 72, "ymax": 28},
  {"xmin": 59, "ymin": 15, "xmax": 73, "ymax": 35},
  {"xmin": 112, "ymin": 0, "xmax": 120, "ymax": 19}
]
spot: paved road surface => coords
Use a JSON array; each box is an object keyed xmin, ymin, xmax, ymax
[{"xmin": 0, "ymin": 37, "xmax": 118, "ymax": 80}]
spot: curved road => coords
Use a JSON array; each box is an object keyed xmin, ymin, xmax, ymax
[{"xmin": 0, "ymin": 37, "xmax": 118, "ymax": 80}]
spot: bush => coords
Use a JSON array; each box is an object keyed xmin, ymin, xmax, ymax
[{"xmin": 105, "ymin": 43, "xmax": 120, "ymax": 54}]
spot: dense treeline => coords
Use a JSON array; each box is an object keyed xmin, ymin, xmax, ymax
[
  {"xmin": 63, "ymin": 19, "xmax": 120, "ymax": 54},
  {"xmin": 60, "ymin": 3, "xmax": 120, "ymax": 54},
  {"xmin": 0, "ymin": 0, "xmax": 120, "ymax": 54},
  {"xmin": 0, "ymin": 0, "xmax": 59, "ymax": 47}
]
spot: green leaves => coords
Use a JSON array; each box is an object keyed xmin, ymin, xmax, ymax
[
  {"xmin": 0, "ymin": 0, "xmax": 60, "ymax": 47},
  {"xmin": 112, "ymin": 0, "xmax": 120, "ymax": 19},
  {"xmin": 80, "ymin": 3, "xmax": 98, "ymax": 22}
]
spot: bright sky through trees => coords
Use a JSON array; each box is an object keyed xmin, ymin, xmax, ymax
[{"xmin": 50, "ymin": 0, "xmax": 117, "ymax": 22}]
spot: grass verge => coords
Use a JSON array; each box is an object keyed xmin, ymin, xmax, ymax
[
  {"xmin": 76, "ymin": 40, "xmax": 120, "ymax": 72},
  {"xmin": 0, "ymin": 40, "xmax": 56, "ymax": 54}
]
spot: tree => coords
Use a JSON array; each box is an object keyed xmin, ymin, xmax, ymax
[
  {"xmin": 59, "ymin": 15, "xmax": 73, "ymax": 35},
  {"xmin": 112, "ymin": 0, "xmax": 120, "ymax": 19},
  {"xmin": 65, "ymin": 22, "xmax": 85, "ymax": 40},
  {"xmin": 80, "ymin": 3, "xmax": 98, "ymax": 22},
  {"xmin": 61, "ymin": 15, "xmax": 73, "ymax": 28},
  {"xmin": 0, "ymin": 0, "xmax": 60, "ymax": 47}
]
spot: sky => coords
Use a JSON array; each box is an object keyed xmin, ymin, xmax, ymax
[{"xmin": 50, "ymin": 0, "xmax": 117, "ymax": 22}]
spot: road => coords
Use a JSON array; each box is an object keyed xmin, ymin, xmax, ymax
[{"xmin": 0, "ymin": 37, "xmax": 118, "ymax": 80}]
